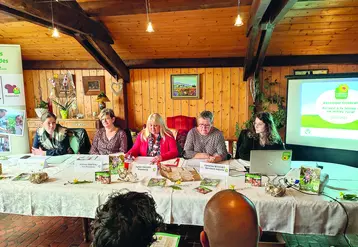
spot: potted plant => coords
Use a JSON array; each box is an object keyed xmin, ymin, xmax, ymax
[
  {"xmin": 34, "ymin": 99, "xmax": 49, "ymax": 118},
  {"xmin": 52, "ymin": 99, "xmax": 74, "ymax": 119}
]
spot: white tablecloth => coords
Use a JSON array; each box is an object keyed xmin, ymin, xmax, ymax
[{"xmin": 0, "ymin": 155, "xmax": 357, "ymax": 235}]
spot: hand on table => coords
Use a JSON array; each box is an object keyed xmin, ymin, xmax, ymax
[
  {"xmin": 31, "ymin": 147, "xmax": 46, "ymax": 156},
  {"xmin": 151, "ymin": 155, "xmax": 163, "ymax": 163},
  {"xmin": 206, "ymin": 155, "xmax": 221, "ymax": 163}
]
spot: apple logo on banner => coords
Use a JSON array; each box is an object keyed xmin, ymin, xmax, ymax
[
  {"xmin": 316, "ymin": 87, "xmax": 358, "ymax": 124},
  {"xmin": 5, "ymin": 84, "xmax": 20, "ymax": 94}
]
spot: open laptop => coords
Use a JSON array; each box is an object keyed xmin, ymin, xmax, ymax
[{"xmin": 249, "ymin": 150, "xmax": 292, "ymax": 175}]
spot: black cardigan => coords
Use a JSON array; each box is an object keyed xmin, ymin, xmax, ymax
[{"xmin": 235, "ymin": 130, "xmax": 284, "ymax": 161}]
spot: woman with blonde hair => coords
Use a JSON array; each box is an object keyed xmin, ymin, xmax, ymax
[{"xmin": 126, "ymin": 113, "xmax": 179, "ymax": 162}]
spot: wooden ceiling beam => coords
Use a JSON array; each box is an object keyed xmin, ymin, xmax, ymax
[
  {"xmin": 0, "ymin": 0, "xmax": 130, "ymax": 82},
  {"xmin": 78, "ymin": 0, "xmax": 253, "ymax": 17},
  {"xmin": 0, "ymin": 0, "xmax": 113, "ymax": 43},
  {"xmin": 22, "ymin": 54, "xmax": 358, "ymax": 70},
  {"xmin": 243, "ymin": 0, "xmax": 298, "ymax": 80},
  {"xmin": 74, "ymin": 34, "xmax": 129, "ymax": 82}
]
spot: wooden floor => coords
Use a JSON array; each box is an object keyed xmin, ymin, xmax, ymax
[{"xmin": 0, "ymin": 214, "xmax": 357, "ymax": 247}]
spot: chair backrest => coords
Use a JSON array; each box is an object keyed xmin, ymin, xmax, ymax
[
  {"xmin": 166, "ymin": 115, "xmax": 196, "ymax": 132},
  {"xmin": 67, "ymin": 128, "xmax": 91, "ymax": 154},
  {"xmin": 95, "ymin": 117, "xmax": 133, "ymax": 150},
  {"xmin": 166, "ymin": 115, "xmax": 196, "ymax": 156}
]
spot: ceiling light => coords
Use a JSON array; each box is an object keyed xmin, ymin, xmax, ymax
[
  {"xmin": 51, "ymin": 0, "xmax": 60, "ymax": 38},
  {"xmin": 145, "ymin": 0, "xmax": 154, "ymax": 32},
  {"xmin": 234, "ymin": 0, "xmax": 244, "ymax": 27},
  {"xmin": 52, "ymin": 27, "xmax": 60, "ymax": 38}
]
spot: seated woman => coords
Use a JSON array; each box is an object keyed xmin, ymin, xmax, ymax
[
  {"xmin": 235, "ymin": 112, "xmax": 284, "ymax": 161},
  {"xmin": 90, "ymin": 108, "xmax": 128, "ymax": 155},
  {"xmin": 183, "ymin": 111, "xmax": 228, "ymax": 163},
  {"xmin": 126, "ymin": 113, "xmax": 178, "ymax": 162},
  {"xmin": 32, "ymin": 112, "xmax": 72, "ymax": 156}
]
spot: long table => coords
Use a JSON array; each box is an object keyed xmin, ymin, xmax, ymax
[{"xmin": 0, "ymin": 155, "xmax": 357, "ymax": 236}]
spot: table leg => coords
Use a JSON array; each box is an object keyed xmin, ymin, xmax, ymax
[{"xmin": 82, "ymin": 218, "xmax": 90, "ymax": 242}]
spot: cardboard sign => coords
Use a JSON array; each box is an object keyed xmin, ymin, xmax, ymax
[
  {"xmin": 131, "ymin": 164, "xmax": 158, "ymax": 178},
  {"xmin": 199, "ymin": 162, "xmax": 229, "ymax": 177}
]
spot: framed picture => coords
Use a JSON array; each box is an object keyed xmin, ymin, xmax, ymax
[
  {"xmin": 83, "ymin": 76, "xmax": 105, "ymax": 95},
  {"xmin": 55, "ymin": 74, "xmax": 76, "ymax": 98},
  {"xmin": 294, "ymin": 69, "xmax": 329, "ymax": 76},
  {"xmin": 171, "ymin": 74, "xmax": 200, "ymax": 99}
]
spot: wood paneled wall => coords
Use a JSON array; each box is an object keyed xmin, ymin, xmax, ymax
[
  {"xmin": 127, "ymin": 68, "xmax": 249, "ymax": 140},
  {"xmin": 23, "ymin": 69, "xmax": 125, "ymax": 120},
  {"xmin": 262, "ymin": 64, "xmax": 358, "ymax": 105}
]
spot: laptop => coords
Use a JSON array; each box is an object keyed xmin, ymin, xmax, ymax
[{"xmin": 249, "ymin": 150, "xmax": 292, "ymax": 175}]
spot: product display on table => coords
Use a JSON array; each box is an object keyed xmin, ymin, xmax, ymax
[
  {"xmin": 29, "ymin": 172, "xmax": 49, "ymax": 184},
  {"xmin": 245, "ymin": 173, "xmax": 262, "ymax": 187},
  {"xmin": 117, "ymin": 168, "xmax": 139, "ymax": 183},
  {"xmin": 200, "ymin": 178, "xmax": 220, "ymax": 187},
  {"xmin": 95, "ymin": 171, "xmax": 111, "ymax": 184},
  {"xmin": 160, "ymin": 165, "xmax": 201, "ymax": 182},
  {"xmin": 299, "ymin": 166, "xmax": 321, "ymax": 194},
  {"xmin": 194, "ymin": 186, "xmax": 212, "ymax": 194},
  {"xmin": 148, "ymin": 178, "xmax": 167, "ymax": 187},
  {"xmin": 109, "ymin": 154, "xmax": 124, "ymax": 174}
]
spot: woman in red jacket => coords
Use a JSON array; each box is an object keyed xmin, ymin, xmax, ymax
[{"xmin": 126, "ymin": 113, "xmax": 179, "ymax": 162}]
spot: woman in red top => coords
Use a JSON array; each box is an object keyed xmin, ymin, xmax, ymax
[{"xmin": 126, "ymin": 113, "xmax": 179, "ymax": 162}]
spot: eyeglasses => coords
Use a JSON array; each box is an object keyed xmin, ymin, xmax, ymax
[{"xmin": 199, "ymin": 124, "xmax": 211, "ymax": 129}]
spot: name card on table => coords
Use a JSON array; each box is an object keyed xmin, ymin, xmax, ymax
[
  {"xmin": 131, "ymin": 164, "xmax": 158, "ymax": 178},
  {"xmin": 18, "ymin": 156, "xmax": 49, "ymax": 171},
  {"xmin": 74, "ymin": 155, "xmax": 103, "ymax": 172},
  {"xmin": 200, "ymin": 162, "xmax": 229, "ymax": 177}
]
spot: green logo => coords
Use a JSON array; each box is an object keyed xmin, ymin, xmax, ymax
[
  {"xmin": 13, "ymin": 87, "xmax": 20, "ymax": 94},
  {"xmin": 282, "ymin": 152, "xmax": 291, "ymax": 161},
  {"xmin": 335, "ymin": 84, "xmax": 349, "ymax": 99}
]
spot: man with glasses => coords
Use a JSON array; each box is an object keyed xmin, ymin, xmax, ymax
[{"xmin": 183, "ymin": 111, "xmax": 228, "ymax": 163}]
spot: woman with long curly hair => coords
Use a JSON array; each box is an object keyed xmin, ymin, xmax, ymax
[{"xmin": 235, "ymin": 112, "xmax": 284, "ymax": 161}]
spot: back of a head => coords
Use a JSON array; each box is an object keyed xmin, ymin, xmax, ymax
[
  {"xmin": 92, "ymin": 191, "xmax": 163, "ymax": 247},
  {"xmin": 203, "ymin": 190, "xmax": 259, "ymax": 247}
]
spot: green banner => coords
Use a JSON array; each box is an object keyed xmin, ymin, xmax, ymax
[{"xmin": 0, "ymin": 45, "xmax": 23, "ymax": 74}]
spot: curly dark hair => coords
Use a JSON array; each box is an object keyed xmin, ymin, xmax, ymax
[
  {"xmin": 92, "ymin": 191, "xmax": 164, "ymax": 247},
  {"xmin": 249, "ymin": 112, "xmax": 281, "ymax": 145}
]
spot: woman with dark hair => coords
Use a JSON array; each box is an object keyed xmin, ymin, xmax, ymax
[
  {"xmin": 235, "ymin": 112, "xmax": 284, "ymax": 161},
  {"xmin": 90, "ymin": 108, "xmax": 128, "ymax": 155},
  {"xmin": 32, "ymin": 112, "xmax": 72, "ymax": 156}
]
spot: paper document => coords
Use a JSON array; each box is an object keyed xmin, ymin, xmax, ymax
[
  {"xmin": 46, "ymin": 155, "xmax": 71, "ymax": 164},
  {"xmin": 238, "ymin": 159, "xmax": 251, "ymax": 167},
  {"xmin": 151, "ymin": 233, "xmax": 180, "ymax": 247},
  {"xmin": 134, "ymin": 156, "xmax": 154, "ymax": 164},
  {"xmin": 184, "ymin": 158, "xmax": 204, "ymax": 169}
]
